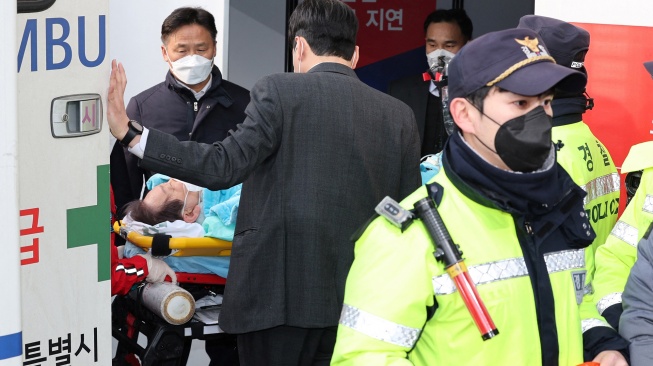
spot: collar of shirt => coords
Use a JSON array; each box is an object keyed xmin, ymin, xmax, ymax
[
  {"xmin": 429, "ymin": 80, "xmax": 440, "ymax": 97},
  {"xmin": 174, "ymin": 74, "xmax": 213, "ymax": 100}
]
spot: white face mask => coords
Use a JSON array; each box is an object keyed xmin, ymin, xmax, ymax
[
  {"xmin": 179, "ymin": 180, "xmax": 204, "ymax": 221},
  {"xmin": 426, "ymin": 48, "xmax": 456, "ymax": 70},
  {"xmin": 179, "ymin": 180, "xmax": 203, "ymax": 192},
  {"xmin": 166, "ymin": 49, "xmax": 214, "ymax": 85}
]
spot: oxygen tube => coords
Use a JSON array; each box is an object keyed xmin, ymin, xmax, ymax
[{"xmin": 413, "ymin": 185, "xmax": 499, "ymax": 341}]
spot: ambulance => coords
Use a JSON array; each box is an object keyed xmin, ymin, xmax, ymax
[
  {"xmin": 1, "ymin": 0, "xmax": 226, "ymax": 364},
  {"xmin": 2, "ymin": 0, "xmax": 109, "ymax": 364}
]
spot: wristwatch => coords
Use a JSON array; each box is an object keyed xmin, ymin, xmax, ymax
[{"xmin": 119, "ymin": 120, "xmax": 143, "ymax": 147}]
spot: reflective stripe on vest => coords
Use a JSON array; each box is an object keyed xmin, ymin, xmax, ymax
[
  {"xmin": 596, "ymin": 292, "xmax": 622, "ymax": 315},
  {"xmin": 432, "ymin": 249, "xmax": 585, "ymax": 295},
  {"xmin": 644, "ymin": 194, "xmax": 653, "ymax": 214},
  {"xmin": 115, "ymin": 264, "xmax": 145, "ymax": 277},
  {"xmin": 339, "ymin": 304, "xmax": 421, "ymax": 348},
  {"xmin": 610, "ymin": 221, "xmax": 638, "ymax": 247},
  {"xmin": 581, "ymin": 318, "xmax": 611, "ymax": 333},
  {"xmin": 579, "ymin": 173, "xmax": 620, "ymax": 205}
]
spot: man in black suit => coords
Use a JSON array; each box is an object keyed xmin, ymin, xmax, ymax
[
  {"xmin": 107, "ymin": 0, "xmax": 421, "ymax": 364},
  {"xmin": 388, "ymin": 9, "xmax": 473, "ymax": 157}
]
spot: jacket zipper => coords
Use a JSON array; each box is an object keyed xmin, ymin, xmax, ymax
[
  {"xmin": 193, "ymin": 102, "xmax": 198, "ymax": 112},
  {"xmin": 518, "ymin": 217, "xmax": 558, "ymax": 365}
]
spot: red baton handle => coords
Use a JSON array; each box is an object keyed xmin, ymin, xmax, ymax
[
  {"xmin": 448, "ymin": 263, "xmax": 498, "ymax": 340},
  {"xmin": 414, "ymin": 197, "xmax": 499, "ymax": 341}
]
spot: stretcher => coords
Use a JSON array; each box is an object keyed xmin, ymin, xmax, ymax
[
  {"xmin": 112, "ymin": 221, "xmax": 233, "ymax": 366},
  {"xmin": 113, "ymin": 220, "xmax": 232, "ymax": 257}
]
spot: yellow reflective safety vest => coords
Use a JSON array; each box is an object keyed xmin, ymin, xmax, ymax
[
  {"xmin": 552, "ymin": 121, "xmax": 620, "ymax": 283},
  {"xmin": 593, "ymin": 141, "xmax": 653, "ymax": 328},
  {"xmin": 332, "ymin": 167, "xmax": 611, "ymax": 366}
]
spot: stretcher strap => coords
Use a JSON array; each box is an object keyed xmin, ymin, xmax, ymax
[{"xmin": 151, "ymin": 234, "xmax": 173, "ymax": 256}]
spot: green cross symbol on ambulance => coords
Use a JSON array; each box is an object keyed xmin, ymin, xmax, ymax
[{"xmin": 67, "ymin": 165, "xmax": 111, "ymax": 282}]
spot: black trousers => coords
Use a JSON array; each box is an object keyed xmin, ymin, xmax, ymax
[
  {"xmin": 206, "ymin": 335, "xmax": 240, "ymax": 366},
  {"xmin": 237, "ymin": 325, "xmax": 337, "ymax": 366}
]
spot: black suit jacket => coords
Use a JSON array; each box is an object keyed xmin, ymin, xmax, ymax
[
  {"xmin": 139, "ymin": 63, "xmax": 421, "ymax": 333},
  {"xmin": 388, "ymin": 74, "xmax": 431, "ymax": 146}
]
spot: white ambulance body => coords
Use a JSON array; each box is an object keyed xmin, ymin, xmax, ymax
[
  {"xmin": 2, "ymin": 0, "xmax": 111, "ymax": 365},
  {"xmin": 1, "ymin": 0, "xmax": 23, "ymax": 364}
]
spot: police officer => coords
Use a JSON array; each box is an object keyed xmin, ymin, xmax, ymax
[
  {"xmin": 331, "ymin": 28, "xmax": 629, "ymax": 366},
  {"xmin": 593, "ymin": 138, "xmax": 653, "ymax": 330},
  {"xmin": 592, "ymin": 61, "xmax": 653, "ymax": 331},
  {"xmin": 517, "ymin": 15, "xmax": 621, "ymax": 316},
  {"xmin": 617, "ymin": 142, "xmax": 653, "ymax": 365}
]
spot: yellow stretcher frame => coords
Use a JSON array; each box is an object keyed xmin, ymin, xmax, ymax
[{"xmin": 113, "ymin": 221, "xmax": 232, "ymax": 257}]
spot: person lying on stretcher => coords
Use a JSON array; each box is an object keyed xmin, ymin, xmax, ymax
[{"xmin": 120, "ymin": 174, "xmax": 241, "ymax": 280}]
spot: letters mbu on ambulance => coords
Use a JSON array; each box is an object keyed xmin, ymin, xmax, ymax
[{"xmin": 17, "ymin": 15, "xmax": 106, "ymax": 72}]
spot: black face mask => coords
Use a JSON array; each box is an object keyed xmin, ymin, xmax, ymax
[{"xmin": 472, "ymin": 105, "xmax": 553, "ymax": 173}]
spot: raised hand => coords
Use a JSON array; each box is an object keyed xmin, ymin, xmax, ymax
[{"xmin": 107, "ymin": 59, "xmax": 130, "ymax": 141}]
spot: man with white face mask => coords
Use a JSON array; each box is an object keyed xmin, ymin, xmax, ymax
[
  {"xmin": 109, "ymin": 7, "xmax": 248, "ymax": 366},
  {"xmin": 110, "ymin": 7, "xmax": 250, "ymax": 240},
  {"xmin": 388, "ymin": 9, "xmax": 473, "ymax": 157}
]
